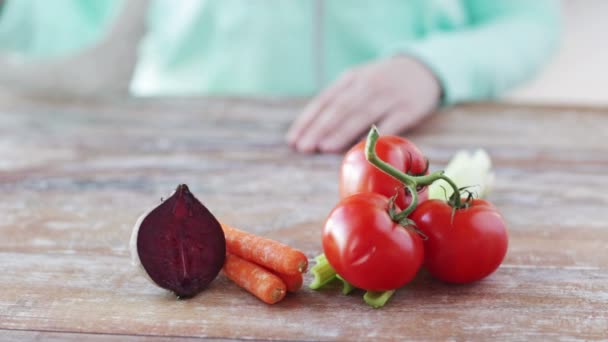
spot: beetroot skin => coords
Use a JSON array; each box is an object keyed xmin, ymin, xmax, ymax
[{"xmin": 135, "ymin": 184, "xmax": 226, "ymax": 297}]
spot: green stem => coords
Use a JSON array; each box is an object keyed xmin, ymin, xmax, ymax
[
  {"xmin": 409, "ymin": 170, "xmax": 444, "ymax": 186},
  {"xmin": 365, "ymin": 126, "xmax": 417, "ymax": 185},
  {"xmin": 363, "ymin": 290, "xmax": 396, "ymax": 309},
  {"xmin": 438, "ymin": 174, "xmax": 463, "ymax": 208},
  {"xmin": 392, "ymin": 182, "xmax": 418, "ymax": 222},
  {"xmin": 309, "ymin": 254, "xmax": 337, "ymax": 290},
  {"xmin": 364, "ymin": 126, "xmax": 465, "ymax": 209}
]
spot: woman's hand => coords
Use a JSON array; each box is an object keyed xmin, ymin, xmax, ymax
[{"xmin": 286, "ymin": 56, "xmax": 442, "ymax": 153}]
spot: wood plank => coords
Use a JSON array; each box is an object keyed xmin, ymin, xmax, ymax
[
  {"xmin": 1, "ymin": 329, "xmax": 204, "ymax": 342},
  {"xmin": 2, "ymin": 253, "xmax": 607, "ymax": 340}
]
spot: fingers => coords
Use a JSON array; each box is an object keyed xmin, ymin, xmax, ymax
[
  {"xmin": 376, "ymin": 106, "xmax": 429, "ymax": 136},
  {"xmin": 292, "ymin": 85, "xmax": 363, "ymax": 153},
  {"xmin": 317, "ymin": 98, "xmax": 397, "ymax": 153},
  {"xmin": 286, "ymin": 71, "xmax": 355, "ymax": 147}
]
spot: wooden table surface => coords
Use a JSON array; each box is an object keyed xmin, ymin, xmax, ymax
[{"xmin": 1, "ymin": 97, "xmax": 607, "ymax": 341}]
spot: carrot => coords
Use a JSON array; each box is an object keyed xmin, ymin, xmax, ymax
[
  {"xmin": 272, "ymin": 271, "xmax": 303, "ymax": 293},
  {"xmin": 223, "ymin": 253, "xmax": 286, "ymax": 304},
  {"xmin": 221, "ymin": 223, "xmax": 308, "ymax": 275}
]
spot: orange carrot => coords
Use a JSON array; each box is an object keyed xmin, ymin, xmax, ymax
[
  {"xmin": 272, "ymin": 271, "xmax": 303, "ymax": 293},
  {"xmin": 221, "ymin": 223, "xmax": 308, "ymax": 275},
  {"xmin": 223, "ymin": 253, "xmax": 286, "ymax": 304}
]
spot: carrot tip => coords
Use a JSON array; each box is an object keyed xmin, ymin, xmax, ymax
[{"xmin": 272, "ymin": 288, "xmax": 286, "ymax": 303}]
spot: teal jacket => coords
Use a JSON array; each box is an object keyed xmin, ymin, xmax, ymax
[{"xmin": 0, "ymin": 0, "xmax": 559, "ymax": 102}]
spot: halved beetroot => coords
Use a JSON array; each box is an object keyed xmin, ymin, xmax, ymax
[{"xmin": 134, "ymin": 184, "xmax": 226, "ymax": 297}]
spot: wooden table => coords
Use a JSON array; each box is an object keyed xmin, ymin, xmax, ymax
[{"xmin": 1, "ymin": 97, "xmax": 607, "ymax": 341}]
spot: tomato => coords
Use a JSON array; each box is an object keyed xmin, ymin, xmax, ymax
[
  {"xmin": 340, "ymin": 136, "xmax": 428, "ymax": 210},
  {"xmin": 410, "ymin": 199, "xmax": 508, "ymax": 284},
  {"xmin": 322, "ymin": 192, "xmax": 424, "ymax": 291}
]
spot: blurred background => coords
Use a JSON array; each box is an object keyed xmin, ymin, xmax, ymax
[
  {"xmin": 506, "ymin": 0, "xmax": 607, "ymax": 105},
  {"xmin": 0, "ymin": 0, "xmax": 606, "ymax": 106}
]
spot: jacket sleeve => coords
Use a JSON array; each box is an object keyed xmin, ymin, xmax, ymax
[
  {"xmin": 0, "ymin": 0, "xmax": 123, "ymax": 57},
  {"xmin": 0, "ymin": 0, "xmax": 32, "ymax": 53},
  {"xmin": 386, "ymin": 0, "xmax": 560, "ymax": 104}
]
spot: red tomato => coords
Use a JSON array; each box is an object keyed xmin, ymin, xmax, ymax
[
  {"xmin": 410, "ymin": 199, "xmax": 508, "ymax": 284},
  {"xmin": 340, "ymin": 136, "xmax": 428, "ymax": 210},
  {"xmin": 322, "ymin": 192, "xmax": 424, "ymax": 291}
]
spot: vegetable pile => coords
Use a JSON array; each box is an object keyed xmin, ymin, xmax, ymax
[
  {"xmin": 129, "ymin": 127, "xmax": 507, "ymax": 309},
  {"xmin": 130, "ymin": 184, "xmax": 307, "ymax": 304},
  {"xmin": 311, "ymin": 126, "xmax": 508, "ymax": 308}
]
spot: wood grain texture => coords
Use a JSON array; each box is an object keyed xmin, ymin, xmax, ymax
[
  {"xmin": 1, "ymin": 96, "xmax": 607, "ymax": 341},
  {"xmin": 1, "ymin": 329, "xmax": 205, "ymax": 342}
]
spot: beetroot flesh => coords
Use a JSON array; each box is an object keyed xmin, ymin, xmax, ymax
[{"xmin": 137, "ymin": 184, "xmax": 226, "ymax": 297}]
